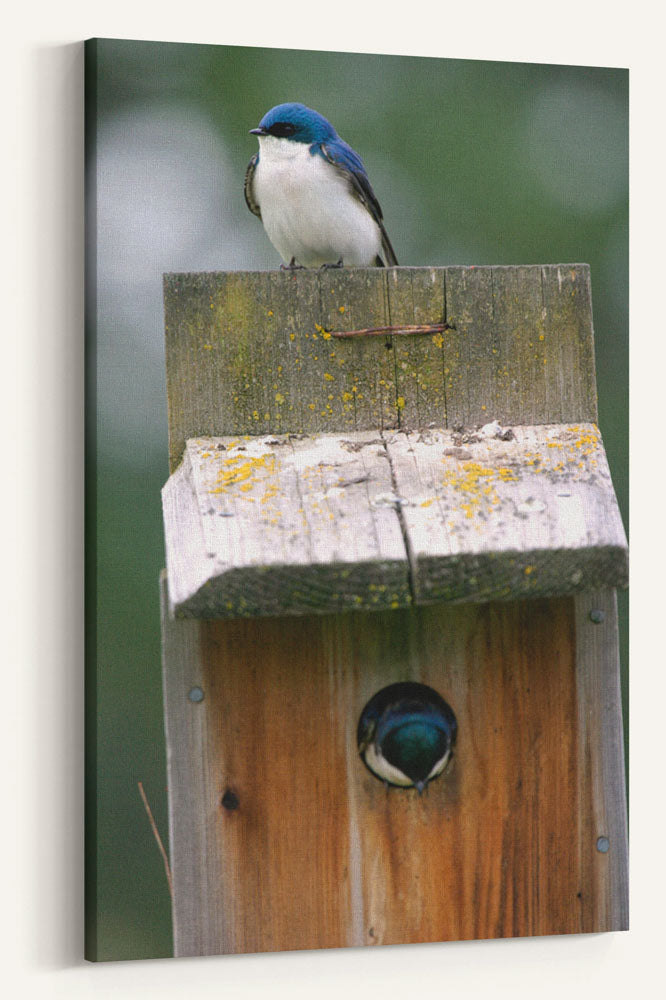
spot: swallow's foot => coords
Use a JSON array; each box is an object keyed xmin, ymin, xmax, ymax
[
  {"xmin": 320, "ymin": 258, "xmax": 344, "ymax": 269},
  {"xmin": 280, "ymin": 257, "xmax": 305, "ymax": 270}
]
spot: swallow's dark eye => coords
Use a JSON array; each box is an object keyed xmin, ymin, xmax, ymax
[{"xmin": 267, "ymin": 122, "xmax": 296, "ymax": 138}]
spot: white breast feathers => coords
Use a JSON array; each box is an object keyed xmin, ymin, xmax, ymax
[{"xmin": 253, "ymin": 136, "xmax": 381, "ymax": 267}]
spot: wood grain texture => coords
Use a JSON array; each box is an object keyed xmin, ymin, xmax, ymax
[
  {"xmin": 573, "ymin": 589, "xmax": 628, "ymax": 930},
  {"xmin": 162, "ymin": 431, "xmax": 410, "ymax": 618},
  {"xmin": 161, "ymin": 582, "xmax": 627, "ymax": 957},
  {"xmin": 162, "ymin": 424, "xmax": 627, "ymax": 617},
  {"xmin": 385, "ymin": 421, "xmax": 627, "ymax": 605},
  {"xmin": 163, "ymin": 265, "xmax": 597, "ymax": 471},
  {"xmin": 160, "ymin": 574, "xmax": 215, "ymax": 953}
]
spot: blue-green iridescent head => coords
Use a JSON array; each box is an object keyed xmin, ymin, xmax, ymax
[
  {"xmin": 250, "ymin": 103, "xmax": 338, "ymax": 145},
  {"xmin": 358, "ymin": 682, "xmax": 458, "ymax": 793}
]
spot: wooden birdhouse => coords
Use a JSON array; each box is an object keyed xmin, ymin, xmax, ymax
[{"xmin": 160, "ymin": 265, "xmax": 628, "ymax": 957}]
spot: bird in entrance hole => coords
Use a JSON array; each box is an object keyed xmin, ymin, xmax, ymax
[
  {"xmin": 245, "ymin": 102, "xmax": 398, "ymax": 269},
  {"xmin": 357, "ymin": 682, "xmax": 457, "ymax": 793}
]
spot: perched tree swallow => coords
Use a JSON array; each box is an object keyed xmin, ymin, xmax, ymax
[
  {"xmin": 357, "ymin": 682, "xmax": 457, "ymax": 793},
  {"xmin": 245, "ymin": 102, "xmax": 398, "ymax": 268}
]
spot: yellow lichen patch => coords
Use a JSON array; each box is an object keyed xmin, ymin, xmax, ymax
[
  {"xmin": 275, "ymin": 392, "xmax": 285, "ymax": 404},
  {"xmin": 431, "ymin": 332, "xmax": 445, "ymax": 348},
  {"xmin": 573, "ymin": 430, "xmax": 600, "ymax": 449},
  {"xmin": 441, "ymin": 460, "xmax": 517, "ymax": 519},
  {"xmin": 323, "ymin": 373, "xmax": 334, "ymax": 381},
  {"xmin": 526, "ymin": 425, "xmax": 602, "ymax": 477},
  {"xmin": 260, "ymin": 484, "xmax": 280, "ymax": 505},
  {"xmin": 209, "ymin": 452, "xmax": 277, "ymax": 494}
]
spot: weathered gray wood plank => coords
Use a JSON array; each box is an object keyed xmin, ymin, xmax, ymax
[
  {"xmin": 386, "ymin": 267, "xmax": 449, "ymax": 429},
  {"xmin": 163, "ymin": 265, "xmax": 598, "ymax": 471},
  {"xmin": 163, "ymin": 423, "xmax": 627, "ymax": 618},
  {"xmin": 489, "ymin": 264, "xmax": 548, "ymax": 422},
  {"xmin": 160, "ymin": 573, "xmax": 224, "ymax": 954},
  {"xmin": 541, "ymin": 265, "xmax": 598, "ymax": 421},
  {"xmin": 163, "ymin": 432, "xmax": 411, "ymax": 618},
  {"xmin": 573, "ymin": 589, "xmax": 628, "ymax": 929},
  {"xmin": 385, "ymin": 421, "xmax": 627, "ymax": 604},
  {"xmin": 443, "ymin": 266, "xmax": 496, "ymax": 427}
]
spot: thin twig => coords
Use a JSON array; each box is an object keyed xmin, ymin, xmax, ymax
[
  {"xmin": 330, "ymin": 322, "xmax": 453, "ymax": 339},
  {"xmin": 138, "ymin": 781, "xmax": 174, "ymax": 901}
]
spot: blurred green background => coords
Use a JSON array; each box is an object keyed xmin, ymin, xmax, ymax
[{"xmin": 86, "ymin": 38, "xmax": 628, "ymax": 961}]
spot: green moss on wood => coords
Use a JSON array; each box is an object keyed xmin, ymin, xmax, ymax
[{"xmin": 164, "ymin": 266, "xmax": 597, "ymax": 472}]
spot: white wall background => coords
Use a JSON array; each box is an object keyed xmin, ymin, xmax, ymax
[{"xmin": 3, "ymin": 1, "xmax": 663, "ymax": 996}]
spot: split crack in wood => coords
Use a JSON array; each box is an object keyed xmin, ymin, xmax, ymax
[{"xmin": 380, "ymin": 428, "xmax": 418, "ymax": 606}]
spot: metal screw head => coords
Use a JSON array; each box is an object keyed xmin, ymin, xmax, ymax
[
  {"xmin": 188, "ymin": 686, "xmax": 205, "ymax": 703},
  {"xmin": 596, "ymin": 836, "xmax": 610, "ymax": 853},
  {"xmin": 589, "ymin": 609, "xmax": 605, "ymax": 624}
]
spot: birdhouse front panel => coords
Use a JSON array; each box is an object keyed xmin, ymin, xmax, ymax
[{"xmin": 162, "ymin": 583, "xmax": 626, "ymax": 956}]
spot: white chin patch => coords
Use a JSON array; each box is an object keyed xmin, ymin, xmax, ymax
[
  {"xmin": 363, "ymin": 743, "xmax": 451, "ymax": 788},
  {"xmin": 363, "ymin": 744, "xmax": 413, "ymax": 786},
  {"xmin": 427, "ymin": 751, "xmax": 451, "ymax": 781}
]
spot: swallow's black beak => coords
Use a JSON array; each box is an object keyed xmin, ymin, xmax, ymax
[{"xmin": 249, "ymin": 127, "xmax": 267, "ymax": 135}]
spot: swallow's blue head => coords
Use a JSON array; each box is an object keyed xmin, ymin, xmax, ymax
[
  {"xmin": 250, "ymin": 103, "xmax": 338, "ymax": 145},
  {"xmin": 357, "ymin": 682, "xmax": 457, "ymax": 793}
]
